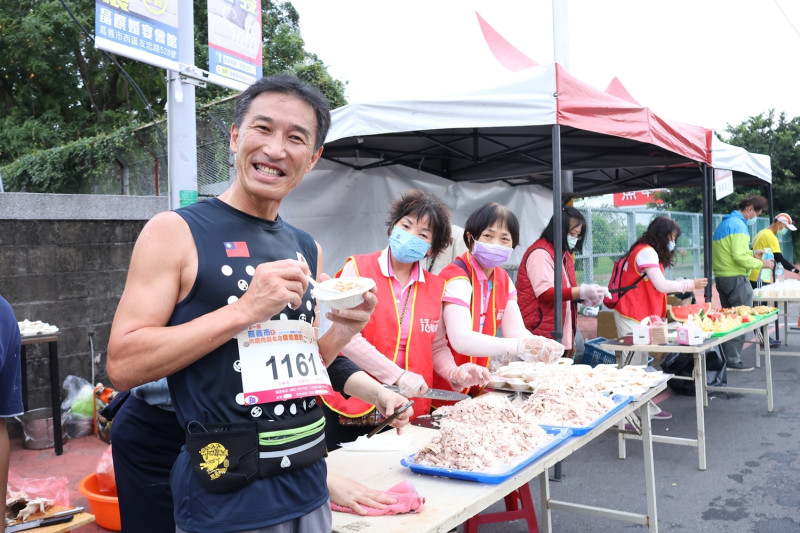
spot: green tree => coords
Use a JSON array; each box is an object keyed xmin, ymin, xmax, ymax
[
  {"xmin": 0, "ymin": 1, "xmax": 164, "ymax": 165},
  {"xmin": 661, "ymin": 110, "xmax": 800, "ymax": 216},
  {"xmin": 0, "ymin": 0, "xmax": 347, "ymax": 176}
]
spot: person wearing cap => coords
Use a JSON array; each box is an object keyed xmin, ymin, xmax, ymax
[
  {"xmin": 748, "ymin": 212, "xmax": 798, "ymax": 349},
  {"xmin": 748, "ymin": 212, "xmax": 799, "ymax": 289}
]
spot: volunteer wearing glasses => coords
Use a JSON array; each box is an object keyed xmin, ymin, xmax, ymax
[
  {"xmin": 517, "ymin": 207, "xmax": 607, "ymax": 359},
  {"xmin": 435, "ymin": 203, "xmax": 566, "ymax": 397},
  {"xmin": 322, "ymin": 190, "xmax": 489, "ymax": 448}
]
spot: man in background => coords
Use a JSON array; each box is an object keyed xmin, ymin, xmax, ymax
[
  {"xmin": 748, "ymin": 212, "xmax": 798, "ymax": 347},
  {"xmin": 712, "ymin": 196, "xmax": 772, "ymax": 371}
]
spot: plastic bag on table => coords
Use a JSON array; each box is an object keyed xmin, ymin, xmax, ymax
[
  {"xmin": 6, "ymin": 470, "xmax": 70, "ymax": 509},
  {"xmin": 95, "ymin": 444, "xmax": 117, "ymax": 495}
]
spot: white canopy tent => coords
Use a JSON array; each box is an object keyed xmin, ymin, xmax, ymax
[{"xmin": 280, "ymin": 62, "xmax": 772, "ymax": 340}]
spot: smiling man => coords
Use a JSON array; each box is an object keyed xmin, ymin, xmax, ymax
[{"xmin": 106, "ymin": 75, "xmax": 402, "ymax": 533}]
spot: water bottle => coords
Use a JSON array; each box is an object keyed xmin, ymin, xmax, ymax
[
  {"xmin": 775, "ymin": 262, "xmax": 785, "ymax": 283},
  {"xmin": 761, "ymin": 248, "xmax": 773, "ymax": 283}
]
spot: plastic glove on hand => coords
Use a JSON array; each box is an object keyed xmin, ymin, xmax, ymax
[
  {"xmin": 579, "ymin": 283, "xmax": 607, "ymax": 307},
  {"xmin": 394, "ymin": 371, "xmax": 428, "ymax": 398},
  {"xmin": 521, "ymin": 337, "xmax": 566, "ymax": 364},
  {"xmin": 449, "ymin": 363, "xmax": 491, "ymax": 389}
]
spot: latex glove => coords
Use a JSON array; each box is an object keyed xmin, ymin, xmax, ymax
[
  {"xmin": 520, "ymin": 336, "xmax": 566, "ymax": 364},
  {"xmin": 394, "ymin": 371, "xmax": 428, "ymax": 398},
  {"xmin": 449, "ymin": 363, "xmax": 491, "ymax": 389},
  {"xmin": 579, "ymin": 283, "xmax": 607, "ymax": 307}
]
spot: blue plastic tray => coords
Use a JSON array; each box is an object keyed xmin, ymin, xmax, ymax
[
  {"xmin": 400, "ymin": 427, "xmax": 571, "ymax": 484},
  {"xmin": 539, "ymin": 394, "xmax": 632, "ymax": 436}
]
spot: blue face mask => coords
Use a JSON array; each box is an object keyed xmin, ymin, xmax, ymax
[
  {"xmin": 747, "ymin": 216, "xmax": 757, "ymax": 227},
  {"xmin": 389, "ymin": 227, "xmax": 431, "ymax": 264},
  {"xmin": 778, "ymin": 228, "xmax": 788, "ymax": 236},
  {"xmin": 668, "ymin": 240, "xmax": 676, "ymax": 252}
]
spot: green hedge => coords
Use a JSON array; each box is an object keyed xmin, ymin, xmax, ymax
[{"xmin": 1, "ymin": 129, "xmax": 132, "ymax": 193}]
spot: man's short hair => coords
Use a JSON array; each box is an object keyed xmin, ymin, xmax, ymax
[
  {"xmin": 738, "ymin": 195, "xmax": 768, "ymax": 212},
  {"xmin": 233, "ymin": 74, "xmax": 332, "ymax": 151}
]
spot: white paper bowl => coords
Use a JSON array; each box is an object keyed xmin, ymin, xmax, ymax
[
  {"xmin": 313, "ymin": 277, "xmax": 376, "ymax": 310},
  {"xmin": 488, "ymin": 376, "xmax": 507, "ymax": 389},
  {"xmin": 505, "ymin": 378, "xmax": 530, "ymax": 390}
]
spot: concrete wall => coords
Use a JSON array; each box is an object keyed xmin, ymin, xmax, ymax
[{"xmin": 0, "ymin": 193, "xmax": 168, "ymax": 435}]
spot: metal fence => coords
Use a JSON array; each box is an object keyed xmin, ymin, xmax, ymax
[{"xmin": 572, "ymin": 207, "xmax": 793, "ymax": 286}]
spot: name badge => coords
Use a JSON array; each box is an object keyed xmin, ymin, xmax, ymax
[{"xmin": 236, "ymin": 320, "xmax": 333, "ymax": 405}]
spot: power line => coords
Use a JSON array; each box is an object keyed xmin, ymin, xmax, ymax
[{"xmin": 773, "ymin": 0, "xmax": 800, "ymax": 39}]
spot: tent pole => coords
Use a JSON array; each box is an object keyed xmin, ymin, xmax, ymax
[
  {"xmin": 550, "ymin": 123, "xmax": 565, "ymax": 483},
  {"xmin": 551, "ymin": 125, "xmax": 563, "ymax": 343},
  {"xmin": 703, "ymin": 164, "xmax": 713, "ymax": 303},
  {"xmin": 768, "ymin": 184, "xmax": 774, "ymax": 220}
]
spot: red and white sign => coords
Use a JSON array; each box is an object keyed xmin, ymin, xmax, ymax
[
  {"xmin": 714, "ymin": 169, "xmax": 734, "ymax": 200},
  {"xmin": 613, "ymin": 189, "xmax": 667, "ymax": 207}
]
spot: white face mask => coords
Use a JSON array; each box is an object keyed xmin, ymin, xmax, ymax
[
  {"xmin": 567, "ymin": 235, "xmax": 579, "ymax": 250},
  {"xmin": 668, "ymin": 240, "xmax": 676, "ymax": 252}
]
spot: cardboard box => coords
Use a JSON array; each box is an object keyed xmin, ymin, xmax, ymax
[
  {"xmin": 677, "ymin": 325, "xmax": 703, "ymax": 345},
  {"xmin": 633, "ymin": 325, "xmax": 651, "ymax": 344},
  {"xmin": 597, "ymin": 311, "xmax": 618, "ymax": 339}
]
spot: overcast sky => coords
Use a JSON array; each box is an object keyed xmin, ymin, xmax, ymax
[{"xmin": 290, "ymin": 0, "xmax": 800, "ymax": 135}]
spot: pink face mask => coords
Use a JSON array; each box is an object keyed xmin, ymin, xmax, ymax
[{"xmin": 472, "ymin": 240, "xmax": 513, "ymax": 268}]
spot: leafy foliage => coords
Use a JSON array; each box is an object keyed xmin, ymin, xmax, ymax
[
  {"xmin": 662, "ymin": 110, "xmax": 800, "ymax": 257},
  {"xmin": 663, "ymin": 110, "xmax": 800, "ymax": 213},
  {"xmin": 0, "ymin": 0, "xmax": 347, "ymax": 191},
  {"xmin": 2, "ymin": 129, "xmax": 133, "ymax": 193},
  {"xmin": 0, "ymin": 1, "xmax": 166, "ymax": 166}
]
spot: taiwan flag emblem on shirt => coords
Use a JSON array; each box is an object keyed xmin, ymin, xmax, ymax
[{"xmin": 224, "ymin": 241, "xmax": 250, "ymax": 258}]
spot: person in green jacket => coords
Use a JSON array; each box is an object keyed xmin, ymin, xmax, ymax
[{"xmin": 711, "ymin": 196, "xmax": 771, "ymax": 371}]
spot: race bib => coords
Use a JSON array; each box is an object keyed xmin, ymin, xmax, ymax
[{"xmin": 236, "ymin": 320, "xmax": 333, "ymax": 405}]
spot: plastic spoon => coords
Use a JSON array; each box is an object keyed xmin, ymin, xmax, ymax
[{"xmin": 306, "ymin": 275, "xmax": 338, "ymax": 300}]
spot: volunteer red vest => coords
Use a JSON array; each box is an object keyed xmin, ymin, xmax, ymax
[
  {"xmin": 434, "ymin": 252, "xmax": 510, "ymax": 395},
  {"xmin": 516, "ymin": 238, "xmax": 578, "ymax": 340},
  {"xmin": 321, "ymin": 251, "xmax": 445, "ymax": 420},
  {"xmin": 615, "ymin": 243, "xmax": 667, "ymax": 321}
]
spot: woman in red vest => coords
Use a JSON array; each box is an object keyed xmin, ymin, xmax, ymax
[
  {"xmin": 615, "ymin": 216, "xmax": 707, "ymax": 360},
  {"xmin": 322, "ymin": 190, "xmax": 490, "ymax": 448},
  {"xmin": 516, "ymin": 207, "xmax": 607, "ymax": 358},
  {"xmin": 614, "ymin": 216, "xmax": 708, "ymax": 420},
  {"xmin": 435, "ymin": 203, "xmax": 566, "ymax": 396}
]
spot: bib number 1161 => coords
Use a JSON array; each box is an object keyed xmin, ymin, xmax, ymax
[{"xmin": 264, "ymin": 352, "xmax": 319, "ymax": 380}]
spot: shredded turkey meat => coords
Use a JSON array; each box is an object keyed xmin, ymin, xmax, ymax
[
  {"xmin": 521, "ymin": 377, "xmax": 617, "ymax": 426},
  {"xmin": 414, "ymin": 394, "xmax": 552, "ymax": 472}
]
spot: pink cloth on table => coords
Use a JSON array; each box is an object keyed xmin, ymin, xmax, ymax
[{"xmin": 330, "ymin": 480, "xmax": 425, "ymax": 516}]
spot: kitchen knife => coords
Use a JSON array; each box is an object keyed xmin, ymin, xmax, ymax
[
  {"xmin": 366, "ymin": 400, "xmax": 414, "ymax": 438},
  {"xmin": 6, "ymin": 507, "xmax": 83, "ymax": 532},
  {"xmin": 384, "ymin": 385, "xmax": 469, "ymax": 401}
]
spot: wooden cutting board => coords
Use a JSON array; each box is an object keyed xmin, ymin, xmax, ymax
[{"xmin": 6, "ymin": 505, "xmax": 95, "ymax": 532}]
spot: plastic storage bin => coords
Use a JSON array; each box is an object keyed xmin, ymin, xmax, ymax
[{"xmin": 582, "ymin": 337, "xmax": 617, "ymax": 366}]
